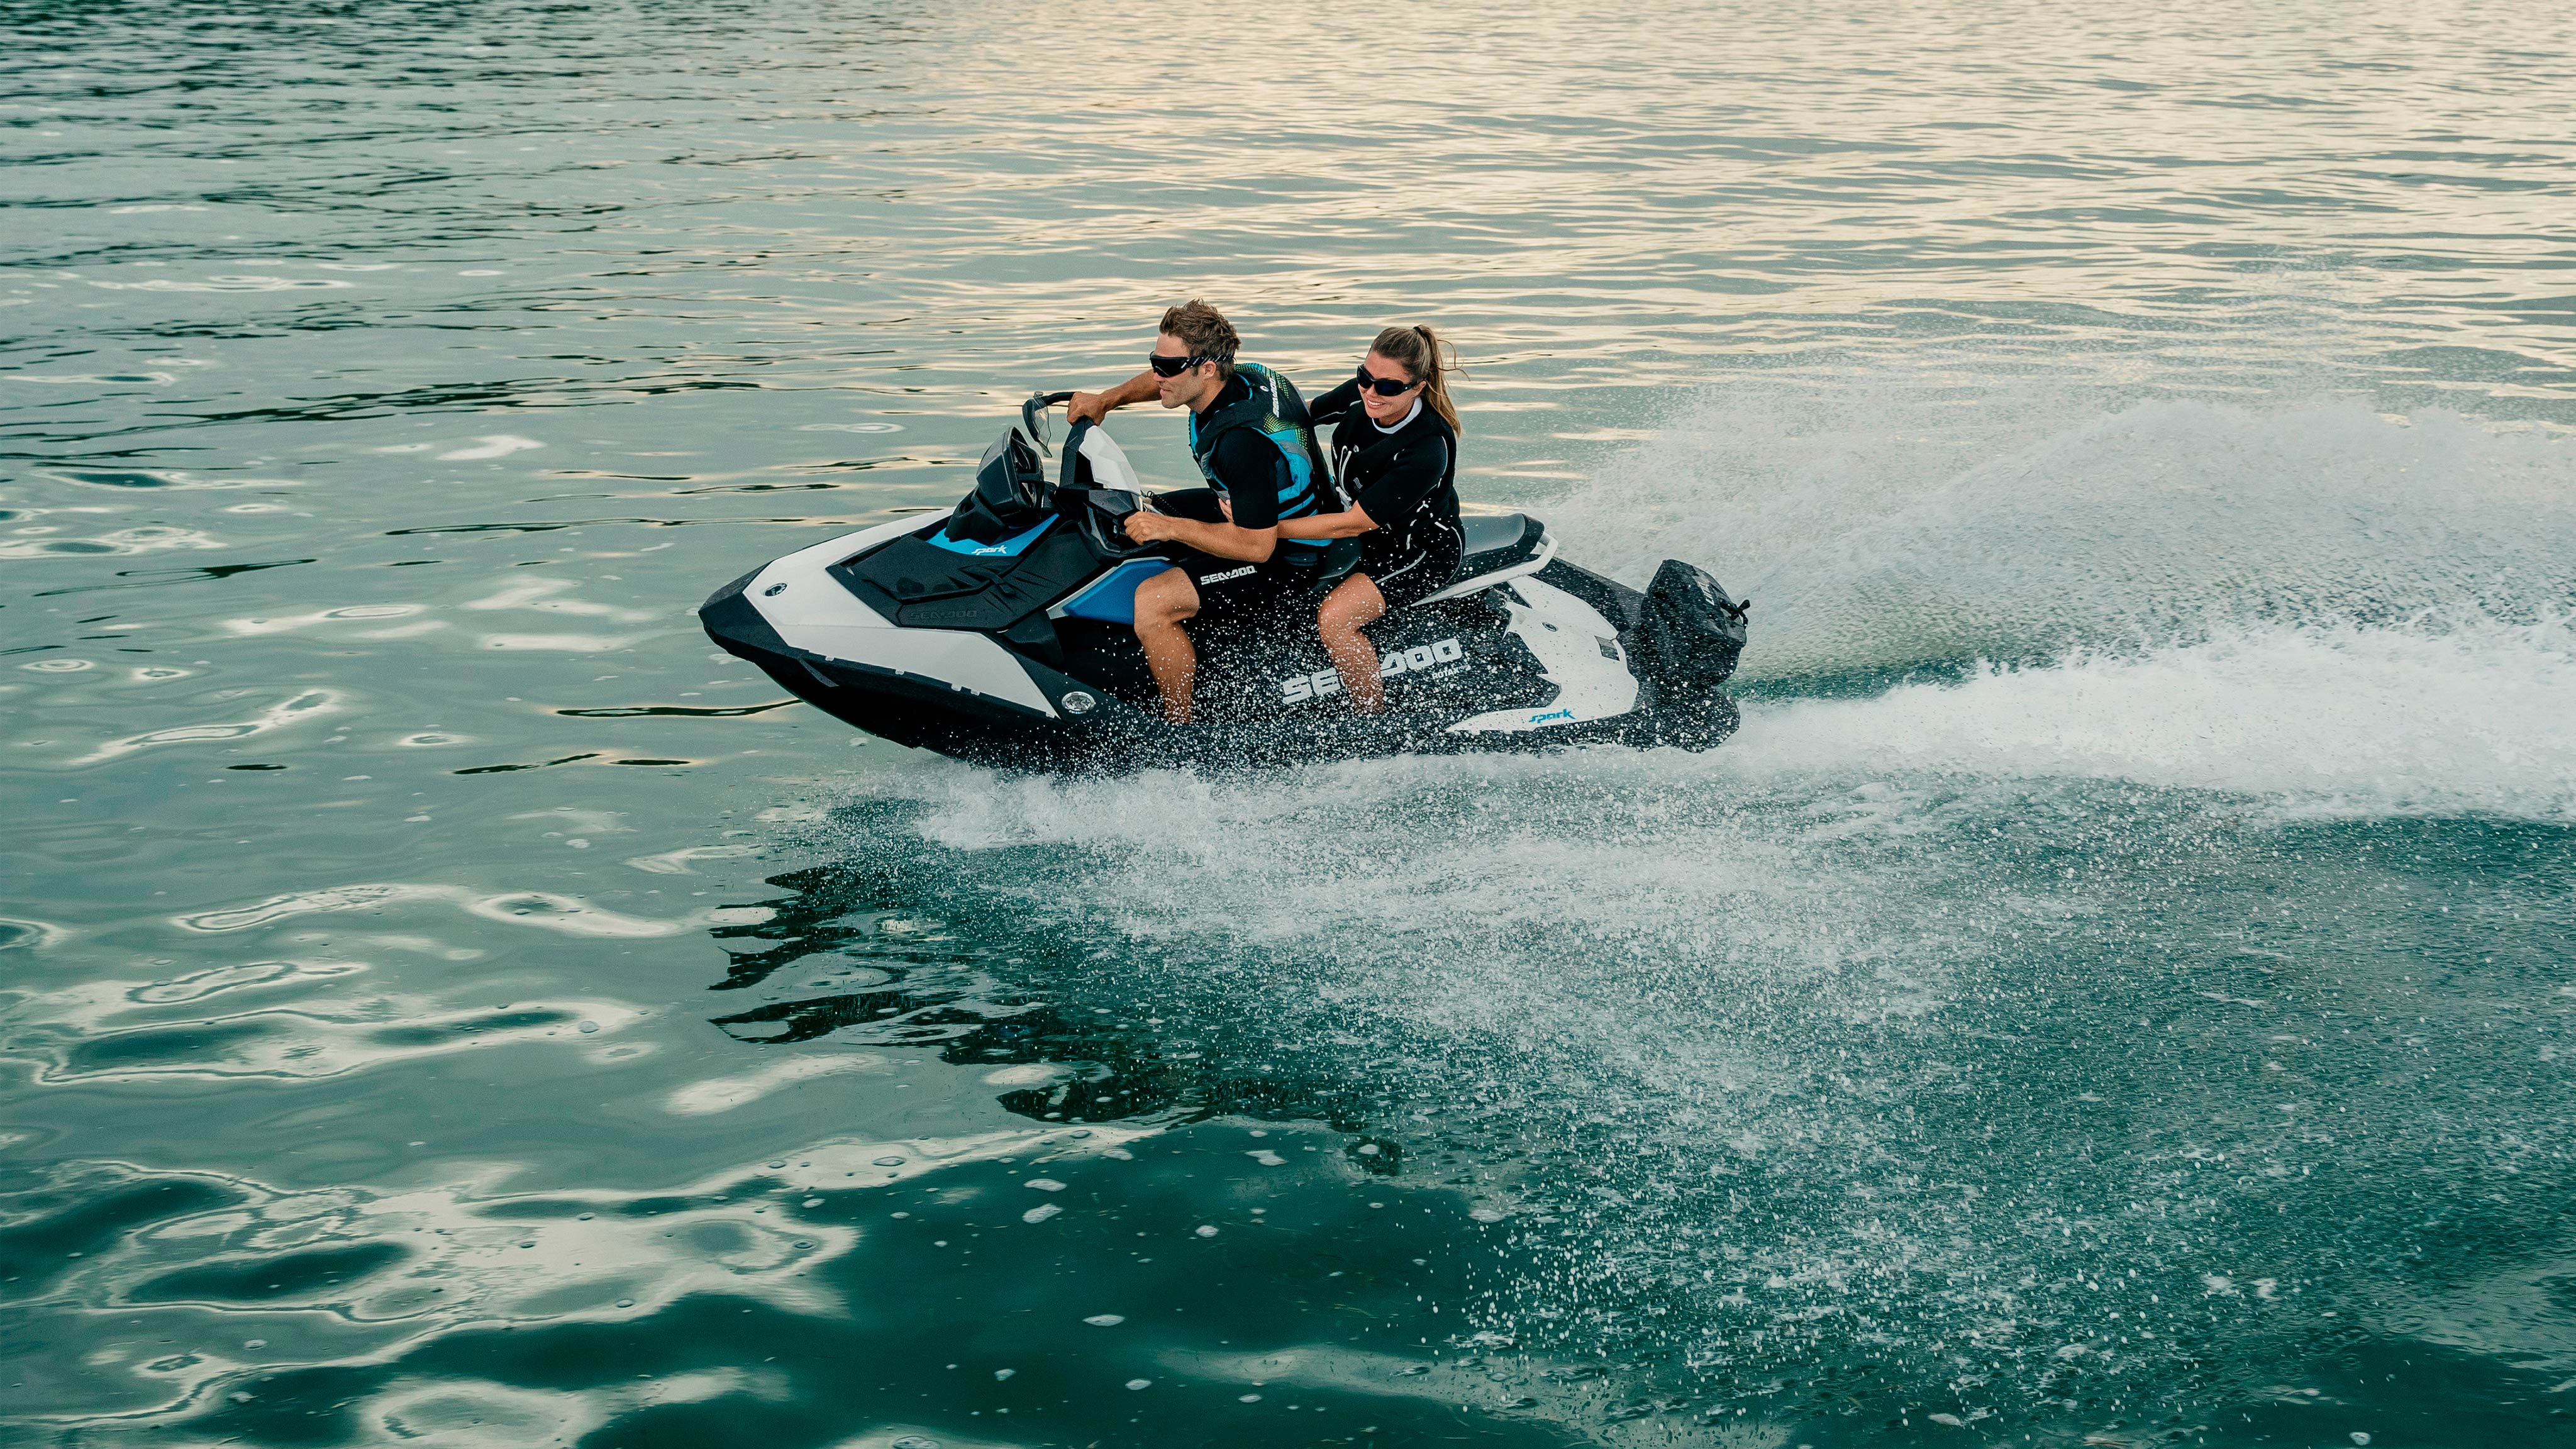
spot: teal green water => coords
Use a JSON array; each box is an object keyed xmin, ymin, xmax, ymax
[{"xmin": 5, "ymin": 2, "xmax": 2575, "ymax": 1445}]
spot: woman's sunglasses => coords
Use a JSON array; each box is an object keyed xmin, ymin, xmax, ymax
[
  {"xmin": 1356, "ymin": 364, "xmax": 1420, "ymax": 397},
  {"xmin": 1148, "ymin": 352, "xmax": 1218, "ymax": 377}
]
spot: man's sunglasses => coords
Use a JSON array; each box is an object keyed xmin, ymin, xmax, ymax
[
  {"xmin": 1148, "ymin": 352, "xmax": 1219, "ymax": 378},
  {"xmin": 1355, "ymin": 364, "xmax": 1420, "ymax": 397}
]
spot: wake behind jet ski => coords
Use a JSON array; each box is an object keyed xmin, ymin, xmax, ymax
[{"xmin": 699, "ymin": 392, "xmax": 1748, "ymax": 772}]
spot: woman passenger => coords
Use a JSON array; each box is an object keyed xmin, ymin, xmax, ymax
[{"xmin": 1275, "ymin": 325, "xmax": 1464, "ymax": 714}]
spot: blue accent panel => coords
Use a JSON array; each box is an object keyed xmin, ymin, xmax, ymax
[
  {"xmin": 927, "ymin": 515, "xmax": 1054, "ymax": 557},
  {"xmin": 1202, "ymin": 435, "xmax": 1321, "ymax": 517},
  {"xmin": 1058, "ymin": 558, "xmax": 1177, "ymax": 626},
  {"xmin": 1275, "ymin": 436, "xmax": 1320, "ymax": 516}
]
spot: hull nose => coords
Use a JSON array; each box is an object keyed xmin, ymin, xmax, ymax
[
  {"xmin": 699, "ymin": 565, "xmax": 795, "ymax": 669},
  {"xmin": 694, "ymin": 557, "xmax": 1138, "ymax": 769}
]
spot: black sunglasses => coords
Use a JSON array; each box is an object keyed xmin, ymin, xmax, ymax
[
  {"xmin": 1355, "ymin": 364, "xmax": 1420, "ymax": 397},
  {"xmin": 1148, "ymin": 352, "xmax": 1219, "ymax": 378}
]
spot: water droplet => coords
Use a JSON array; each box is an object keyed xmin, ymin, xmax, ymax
[{"xmin": 1084, "ymin": 1314, "xmax": 1124, "ymax": 1326}]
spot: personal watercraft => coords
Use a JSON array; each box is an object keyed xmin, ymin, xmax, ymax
[{"xmin": 699, "ymin": 393, "xmax": 1748, "ymax": 770}]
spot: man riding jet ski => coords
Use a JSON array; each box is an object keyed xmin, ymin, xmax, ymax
[
  {"xmin": 1063, "ymin": 301, "xmax": 1346, "ymax": 724},
  {"xmin": 698, "ymin": 389, "xmax": 1751, "ymax": 772}
]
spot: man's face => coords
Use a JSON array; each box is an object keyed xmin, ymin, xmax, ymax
[{"xmin": 1153, "ymin": 333, "xmax": 1218, "ymax": 410}]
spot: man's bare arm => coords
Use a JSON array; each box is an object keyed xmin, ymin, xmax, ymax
[
  {"xmin": 1275, "ymin": 504, "xmax": 1379, "ymax": 541},
  {"xmin": 1068, "ymin": 370, "xmax": 1158, "ymax": 426},
  {"xmin": 1123, "ymin": 511, "xmax": 1277, "ymax": 563}
]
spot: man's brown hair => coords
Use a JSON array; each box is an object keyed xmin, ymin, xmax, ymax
[{"xmin": 1158, "ymin": 299, "xmax": 1240, "ymax": 379}]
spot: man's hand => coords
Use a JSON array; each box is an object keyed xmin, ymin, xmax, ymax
[
  {"xmin": 1119, "ymin": 508, "xmax": 1272, "ymax": 562},
  {"xmin": 1069, "ymin": 369, "xmax": 1160, "ymax": 427},
  {"xmin": 1122, "ymin": 509, "xmax": 1182, "ymax": 545}
]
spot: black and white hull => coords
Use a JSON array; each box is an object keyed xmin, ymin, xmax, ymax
[{"xmin": 700, "ymin": 409, "xmax": 1745, "ymax": 772}]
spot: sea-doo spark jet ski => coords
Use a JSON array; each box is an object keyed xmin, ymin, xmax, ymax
[{"xmin": 699, "ymin": 393, "xmax": 1747, "ymax": 770}]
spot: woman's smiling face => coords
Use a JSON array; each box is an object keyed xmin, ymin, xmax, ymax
[{"xmin": 1358, "ymin": 350, "xmax": 1424, "ymax": 425}]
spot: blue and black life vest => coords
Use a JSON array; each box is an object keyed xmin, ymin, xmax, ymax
[{"xmin": 1186, "ymin": 362, "xmax": 1339, "ymax": 567}]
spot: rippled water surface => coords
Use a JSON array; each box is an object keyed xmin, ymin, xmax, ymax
[{"xmin": 6, "ymin": 1, "xmax": 2575, "ymax": 1445}]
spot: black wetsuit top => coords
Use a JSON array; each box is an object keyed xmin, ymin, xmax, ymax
[
  {"xmin": 1154, "ymin": 374, "xmax": 1340, "ymax": 631},
  {"xmin": 1307, "ymin": 377, "xmax": 1463, "ymax": 604},
  {"xmin": 1201, "ymin": 399, "xmax": 1288, "ymax": 532}
]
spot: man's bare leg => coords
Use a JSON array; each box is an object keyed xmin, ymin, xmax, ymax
[
  {"xmin": 1131, "ymin": 568, "xmax": 1201, "ymax": 724},
  {"xmin": 1317, "ymin": 573, "xmax": 1390, "ymax": 714}
]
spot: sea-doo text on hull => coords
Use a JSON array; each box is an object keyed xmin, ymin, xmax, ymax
[{"xmin": 700, "ymin": 394, "xmax": 1747, "ymax": 770}]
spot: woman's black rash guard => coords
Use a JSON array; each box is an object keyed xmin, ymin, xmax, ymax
[{"xmin": 1308, "ymin": 377, "xmax": 1463, "ymax": 606}]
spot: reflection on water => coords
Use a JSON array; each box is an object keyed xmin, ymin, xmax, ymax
[
  {"xmin": 7, "ymin": 1118, "xmax": 1555, "ymax": 1446},
  {"xmin": 704, "ymin": 853, "xmax": 1409, "ymax": 1164}
]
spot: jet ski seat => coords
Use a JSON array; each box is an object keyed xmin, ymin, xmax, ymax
[
  {"xmin": 1458, "ymin": 511, "xmax": 1531, "ymax": 560},
  {"xmin": 1457, "ymin": 512, "xmax": 1543, "ymax": 575}
]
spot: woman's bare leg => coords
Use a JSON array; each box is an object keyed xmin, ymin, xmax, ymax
[{"xmin": 1317, "ymin": 573, "xmax": 1389, "ymax": 714}]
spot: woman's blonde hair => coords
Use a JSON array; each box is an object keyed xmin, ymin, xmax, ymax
[{"xmin": 1368, "ymin": 324, "xmax": 1461, "ymax": 431}]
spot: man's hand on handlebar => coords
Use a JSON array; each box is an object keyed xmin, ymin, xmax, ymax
[
  {"xmin": 1120, "ymin": 508, "xmax": 1182, "ymax": 545},
  {"xmin": 1069, "ymin": 369, "xmax": 1160, "ymax": 426}
]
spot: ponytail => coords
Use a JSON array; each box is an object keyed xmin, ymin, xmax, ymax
[{"xmin": 1368, "ymin": 324, "xmax": 1462, "ymax": 432}]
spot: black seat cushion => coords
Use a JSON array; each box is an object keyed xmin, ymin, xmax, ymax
[{"xmin": 1458, "ymin": 513, "xmax": 1540, "ymax": 570}]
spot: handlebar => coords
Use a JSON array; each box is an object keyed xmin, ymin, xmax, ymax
[
  {"xmin": 1023, "ymin": 389, "xmax": 1157, "ymax": 557},
  {"xmin": 1021, "ymin": 391, "xmax": 1077, "ymax": 455},
  {"xmin": 1077, "ymin": 478, "xmax": 1157, "ymax": 559}
]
